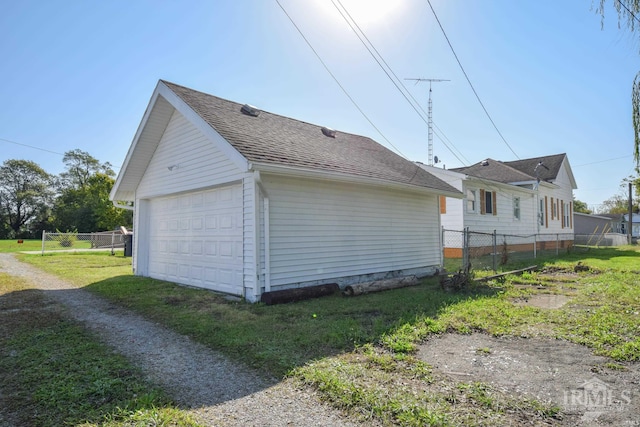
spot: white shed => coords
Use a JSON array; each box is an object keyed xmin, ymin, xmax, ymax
[{"xmin": 110, "ymin": 81, "xmax": 461, "ymax": 302}]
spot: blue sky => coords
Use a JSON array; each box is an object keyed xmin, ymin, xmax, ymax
[{"xmin": 1, "ymin": 0, "xmax": 638, "ymax": 211}]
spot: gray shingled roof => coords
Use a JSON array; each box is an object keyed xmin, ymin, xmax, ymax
[
  {"xmin": 451, "ymin": 159, "xmax": 534, "ymax": 184},
  {"xmin": 163, "ymin": 81, "xmax": 459, "ymax": 195},
  {"xmin": 504, "ymin": 154, "xmax": 566, "ymax": 183},
  {"xmin": 452, "ymin": 153, "xmax": 567, "ymax": 184}
]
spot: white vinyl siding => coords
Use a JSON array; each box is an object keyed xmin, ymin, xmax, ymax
[
  {"xmin": 536, "ymin": 162, "xmax": 574, "ymax": 234},
  {"xmin": 137, "ymin": 110, "xmax": 244, "ymax": 199},
  {"xmin": 439, "ymin": 196, "xmax": 464, "ymax": 230},
  {"xmin": 243, "ymin": 176, "xmax": 259, "ymax": 300},
  {"xmin": 262, "ymin": 175, "xmax": 440, "ymax": 287},
  {"xmin": 464, "ymin": 181, "xmax": 537, "ymax": 235},
  {"xmin": 424, "ymin": 157, "xmax": 574, "ymax": 247}
]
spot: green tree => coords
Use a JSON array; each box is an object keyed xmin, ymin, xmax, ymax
[
  {"xmin": 0, "ymin": 210, "xmax": 11, "ymax": 239},
  {"xmin": 53, "ymin": 150, "xmax": 131, "ymax": 232},
  {"xmin": 573, "ymin": 197, "xmax": 592, "ymax": 214},
  {"xmin": 59, "ymin": 149, "xmax": 114, "ymax": 189},
  {"xmin": 597, "ymin": 193, "xmax": 630, "ymax": 214},
  {"xmin": 596, "ymin": 175, "xmax": 640, "ymax": 214},
  {"xmin": 0, "ymin": 159, "xmax": 53, "ymax": 237},
  {"xmin": 596, "ymin": 1, "xmax": 640, "ymax": 166},
  {"xmin": 53, "ymin": 173, "xmax": 132, "ymax": 232}
]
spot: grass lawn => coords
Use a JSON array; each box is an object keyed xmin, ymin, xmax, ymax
[
  {"xmin": 12, "ymin": 245, "xmax": 640, "ymax": 426},
  {"xmin": 0, "ymin": 271, "xmax": 201, "ymax": 427},
  {"xmin": 0, "ymin": 238, "xmax": 97, "ymax": 253},
  {"xmin": 0, "ymin": 239, "xmax": 43, "ymax": 253}
]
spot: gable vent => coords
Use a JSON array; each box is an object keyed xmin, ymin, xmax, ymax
[
  {"xmin": 321, "ymin": 127, "xmax": 336, "ymax": 138},
  {"xmin": 241, "ymin": 104, "xmax": 260, "ymax": 117}
]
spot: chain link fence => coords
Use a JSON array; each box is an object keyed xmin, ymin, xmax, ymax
[
  {"xmin": 443, "ymin": 228, "xmax": 576, "ymax": 272},
  {"xmin": 574, "ymin": 233, "xmax": 629, "ymax": 247},
  {"xmin": 41, "ymin": 230, "xmax": 129, "ymax": 255}
]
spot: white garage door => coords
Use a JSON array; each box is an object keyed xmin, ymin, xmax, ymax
[{"xmin": 147, "ymin": 184, "xmax": 243, "ymax": 295}]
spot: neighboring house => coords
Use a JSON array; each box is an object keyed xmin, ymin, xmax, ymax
[
  {"xmin": 573, "ymin": 212, "xmax": 628, "ymax": 246},
  {"xmin": 599, "ymin": 213, "xmax": 625, "ymax": 234},
  {"xmin": 622, "ymin": 213, "xmax": 640, "ymax": 238},
  {"xmin": 591, "ymin": 213, "xmax": 638, "ymax": 237},
  {"xmin": 419, "ymin": 154, "xmax": 577, "ymax": 256},
  {"xmin": 110, "ymin": 80, "xmax": 461, "ymax": 302},
  {"xmin": 573, "ymin": 212, "xmax": 618, "ymax": 235}
]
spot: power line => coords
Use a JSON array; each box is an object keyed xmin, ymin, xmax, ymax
[
  {"xmin": 425, "ymin": 0, "xmax": 520, "ymax": 159},
  {"xmin": 0, "ymin": 137, "xmax": 65, "ymax": 156},
  {"xmin": 573, "ymin": 154, "xmax": 634, "ymax": 167},
  {"xmin": 0, "ymin": 137, "xmax": 121, "ymax": 169},
  {"xmin": 274, "ymin": 0, "xmax": 407, "ymax": 158},
  {"xmin": 328, "ymin": 1, "xmax": 426, "ymax": 152},
  {"xmin": 616, "ymin": 0, "xmax": 640, "ymax": 26},
  {"xmin": 431, "ymin": 124, "xmax": 472, "ymax": 165},
  {"xmin": 276, "ymin": 0, "xmax": 520, "ymax": 202},
  {"xmin": 330, "ymin": 2, "xmax": 517, "ymax": 199},
  {"xmin": 330, "ymin": 0, "xmax": 470, "ymax": 167}
]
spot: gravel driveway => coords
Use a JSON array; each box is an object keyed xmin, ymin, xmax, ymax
[{"xmin": 0, "ymin": 254, "xmax": 360, "ymax": 427}]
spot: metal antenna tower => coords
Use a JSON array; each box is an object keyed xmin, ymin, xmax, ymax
[{"xmin": 405, "ymin": 78, "xmax": 450, "ymax": 166}]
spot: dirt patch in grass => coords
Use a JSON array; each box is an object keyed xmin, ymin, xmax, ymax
[
  {"xmin": 417, "ymin": 333, "xmax": 640, "ymax": 426},
  {"xmin": 512, "ymin": 294, "xmax": 572, "ymax": 309},
  {"xmin": 538, "ymin": 265, "xmax": 602, "ymax": 279}
]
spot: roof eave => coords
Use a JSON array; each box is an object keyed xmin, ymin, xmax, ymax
[
  {"xmin": 250, "ymin": 162, "xmax": 463, "ymax": 198},
  {"xmin": 110, "ymin": 82, "xmax": 169, "ymax": 202},
  {"xmin": 508, "ymin": 180, "xmax": 538, "ymax": 186},
  {"xmin": 561, "ymin": 156, "xmax": 578, "ymax": 190}
]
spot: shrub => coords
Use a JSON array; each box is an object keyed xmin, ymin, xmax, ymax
[{"xmin": 55, "ymin": 229, "xmax": 77, "ymax": 248}]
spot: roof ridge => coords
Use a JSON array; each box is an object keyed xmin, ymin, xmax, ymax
[{"xmin": 161, "ymin": 80, "xmax": 376, "ymax": 142}]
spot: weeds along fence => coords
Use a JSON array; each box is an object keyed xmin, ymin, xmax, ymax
[
  {"xmin": 442, "ymin": 228, "xmax": 576, "ymax": 272},
  {"xmin": 41, "ymin": 231, "xmax": 126, "ymax": 255}
]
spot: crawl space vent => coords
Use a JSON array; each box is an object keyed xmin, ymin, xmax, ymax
[
  {"xmin": 321, "ymin": 127, "xmax": 336, "ymax": 138},
  {"xmin": 241, "ymin": 104, "xmax": 260, "ymax": 117}
]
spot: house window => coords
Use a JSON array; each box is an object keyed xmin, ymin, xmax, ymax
[
  {"xmin": 485, "ymin": 191, "xmax": 493, "ymax": 214},
  {"xmin": 539, "ymin": 199, "xmax": 545, "ymax": 226},
  {"xmin": 513, "ymin": 197, "xmax": 520, "ymax": 220},
  {"xmin": 466, "ymin": 189, "xmax": 476, "ymax": 213},
  {"xmin": 480, "ymin": 189, "xmax": 496, "ymax": 215},
  {"xmin": 564, "ymin": 202, "xmax": 570, "ymax": 228},
  {"xmin": 551, "ymin": 197, "xmax": 556, "ymax": 219}
]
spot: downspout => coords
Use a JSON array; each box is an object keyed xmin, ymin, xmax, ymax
[{"xmin": 254, "ymin": 171, "xmax": 271, "ymax": 293}]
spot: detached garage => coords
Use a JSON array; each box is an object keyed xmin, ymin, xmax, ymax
[{"xmin": 110, "ymin": 80, "xmax": 461, "ymax": 302}]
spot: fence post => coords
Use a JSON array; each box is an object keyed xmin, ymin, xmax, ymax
[
  {"xmin": 463, "ymin": 227, "xmax": 469, "ymax": 269},
  {"xmin": 110, "ymin": 231, "xmax": 115, "ymax": 256},
  {"xmin": 41, "ymin": 230, "xmax": 46, "ymax": 256},
  {"xmin": 533, "ymin": 234, "xmax": 537, "ymax": 259},
  {"xmin": 441, "ymin": 226, "xmax": 444, "ymax": 266},
  {"xmin": 492, "ymin": 230, "xmax": 497, "ymax": 272},
  {"xmin": 556, "ymin": 234, "xmax": 559, "ymax": 255}
]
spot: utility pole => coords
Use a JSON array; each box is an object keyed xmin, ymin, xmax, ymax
[
  {"xmin": 405, "ymin": 78, "xmax": 450, "ymax": 166},
  {"xmin": 629, "ymin": 182, "xmax": 633, "ymax": 244}
]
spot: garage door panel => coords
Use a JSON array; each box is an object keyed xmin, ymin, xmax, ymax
[{"xmin": 148, "ymin": 184, "xmax": 243, "ymax": 295}]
